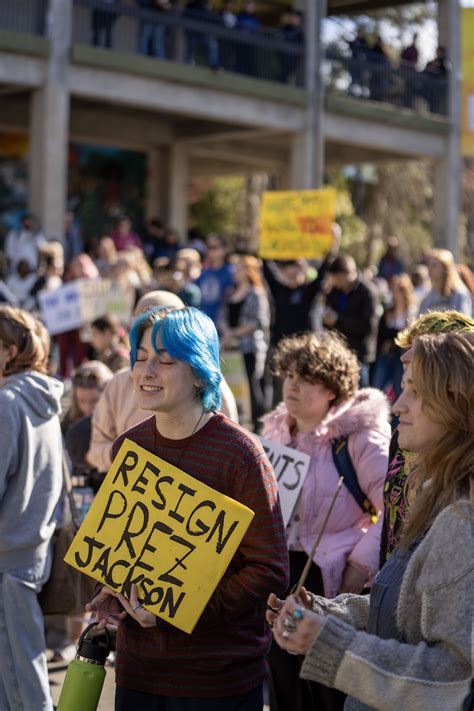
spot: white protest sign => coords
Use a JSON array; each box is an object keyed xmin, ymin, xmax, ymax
[
  {"xmin": 260, "ymin": 437, "xmax": 310, "ymax": 527},
  {"xmin": 39, "ymin": 278, "xmax": 134, "ymax": 336},
  {"xmin": 38, "ymin": 282, "xmax": 82, "ymax": 335}
]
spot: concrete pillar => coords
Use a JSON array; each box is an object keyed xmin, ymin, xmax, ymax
[
  {"xmin": 289, "ymin": 0, "xmax": 326, "ymax": 189},
  {"xmin": 433, "ymin": 0, "xmax": 461, "ymax": 258},
  {"xmin": 28, "ymin": 0, "xmax": 72, "ymax": 240},
  {"xmin": 166, "ymin": 143, "xmax": 188, "ymax": 240},
  {"xmin": 146, "ymin": 147, "xmax": 166, "ymax": 221}
]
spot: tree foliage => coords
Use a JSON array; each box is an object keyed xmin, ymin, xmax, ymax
[{"xmin": 188, "ymin": 176, "xmax": 246, "ymax": 238}]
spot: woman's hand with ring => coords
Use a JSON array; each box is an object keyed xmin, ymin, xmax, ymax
[
  {"xmin": 272, "ymin": 594, "xmax": 324, "ymax": 655},
  {"xmin": 116, "ymin": 584, "xmax": 157, "ymax": 629}
]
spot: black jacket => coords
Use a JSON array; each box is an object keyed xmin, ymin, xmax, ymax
[
  {"xmin": 263, "ymin": 259, "xmax": 329, "ymax": 344},
  {"xmin": 325, "ymin": 276, "xmax": 381, "ymax": 363}
]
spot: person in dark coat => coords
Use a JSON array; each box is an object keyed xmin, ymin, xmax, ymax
[{"xmin": 323, "ymin": 254, "xmax": 382, "ymax": 386}]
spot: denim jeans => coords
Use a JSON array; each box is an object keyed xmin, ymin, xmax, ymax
[
  {"xmin": 138, "ymin": 21, "xmax": 167, "ymax": 58},
  {"xmin": 0, "ymin": 553, "xmax": 53, "ymax": 711}
]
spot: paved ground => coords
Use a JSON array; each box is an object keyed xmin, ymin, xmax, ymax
[{"xmin": 49, "ymin": 661, "xmax": 270, "ymax": 710}]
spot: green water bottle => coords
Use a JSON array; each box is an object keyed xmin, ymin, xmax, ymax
[{"xmin": 57, "ymin": 623, "xmax": 111, "ymax": 711}]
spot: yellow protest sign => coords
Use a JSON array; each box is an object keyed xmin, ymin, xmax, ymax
[
  {"xmin": 258, "ymin": 188, "xmax": 336, "ymax": 260},
  {"xmin": 64, "ymin": 439, "xmax": 254, "ymax": 634},
  {"xmin": 462, "ymin": 7, "xmax": 474, "ymax": 156}
]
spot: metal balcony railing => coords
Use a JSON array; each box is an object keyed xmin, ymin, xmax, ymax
[
  {"xmin": 0, "ymin": 0, "xmax": 449, "ymax": 117},
  {"xmin": 324, "ymin": 50, "xmax": 449, "ymax": 117},
  {"xmin": 72, "ymin": 0, "xmax": 305, "ymax": 85},
  {"xmin": 0, "ymin": 0, "xmax": 48, "ymax": 36}
]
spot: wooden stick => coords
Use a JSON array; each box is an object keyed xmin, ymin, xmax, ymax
[{"xmin": 294, "ymin": 476, "xmax": 344, "ymax": 598}]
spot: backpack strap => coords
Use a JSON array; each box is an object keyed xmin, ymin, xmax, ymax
[{"xmin": 331, "ymin": 437, "xmax": 379, "ymax": 524}]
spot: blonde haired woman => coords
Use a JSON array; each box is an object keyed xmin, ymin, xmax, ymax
[
  {"xmin": 0, "ymin": 306, "xmax": 63, "ymax": 711},
  {"xmin": 419, "ymin": 248, "xmax": 472, "ymax": 316},
  {"xmin": 269, "ymin": 332, "xmax": 473, "ymax": 711}
]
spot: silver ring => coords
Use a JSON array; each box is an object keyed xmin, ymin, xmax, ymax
[
  {"xmin": 133, "ymin": 603, "xmax": 142, "ymax": 612},
  {"xmin": 282, "ymin": 629, "xmax": 291, "ymax": 640},
  {"xmin": 283, "ymin": 617, "xmax": 297, "ymax": 631}
]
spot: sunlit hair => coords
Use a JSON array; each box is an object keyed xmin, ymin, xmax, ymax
[
  {"xmin": 72, "ymin": 360, "xmax": 113, "ymax": 390},
  {"xmin": 390, "ymin": 273, "xmax": 414, "ymax": 312},
  {"xmin": 129, "ymin": 306, "xmax": 222, "ymax": 412},
  {"xmin": 0, "ymin": 306, "xmax": 49, "ymax": 375},
  {"xmin": 134, "ymin": 289, "xmax": 184, "ymax": 317},
  {"xmin": 232, "ymin": 254, "xmax": 264, "ymax": 289},
  {"xmin": 428, "ymin": 248, "xmax": 464, "ymax": 296},
  {"xmin": 69, "ymin": 360, "xmax": 113, "ymax": 422},
  {"xmin": 272, "ymin": 331, "xmax": 360, "ymax": 405},
  {"xmin": 91, "ymin": 315, "xmax": 129, "ymax": 350},
  {"xmin": 395, "ymin": 309, "xmax": 474, "ymax": 348},
  {"xmin": 400, "ymin": 333, "xmax": 474, "ymax": 548}
]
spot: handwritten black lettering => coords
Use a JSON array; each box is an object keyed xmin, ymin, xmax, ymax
[
  {"xmin": 74, "ymin": 535, "xmax": 104, "ymax": 568},
  {"xmin": 113, "ymin": 450, "xmax": 139, "ymax": 487},
  {"xmin": 160, "ymin": 587, "xmax": 186, "ymax": 619},
  {"xmin": 158, "ymin": 535, "xmax": 196, "ymax": 587},
  {"xmin": 152, "ymin": 474, "xmax": 174, "ymax": 511},
  {"xmin": 105, "ymin": 559, "xmax": 131, "ymax": 589},
  {"xmin": 132, "ymin": 461, "xmax": 159, "ymax": 495},
  {"xmin": 97, "ymin": 489, "xmax": 127, "ymax": 533},
  {"xmin": 186, "ymin": 500, "xmax": 216, "ymax": 536},
  {"xmin": 283, "ymin": 459, "xmax": 303, "ymax": 491},
  {"xmin": 206, "ymin": 510, "xmax": 239, "ymax": 554},
  {"xmin": 114, "ymin": 500, "xmax": 149, "ymax": 558},
  {"xmin": 92, "ymin": 545, "xmax": 112, "ymax": 578},
  {"xmin": 168, "ymin": 484, "xmax": 196, "ymax": 523}
]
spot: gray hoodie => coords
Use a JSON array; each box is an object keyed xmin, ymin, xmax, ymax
[{"xmin": 0, "ymin": 371, "xmax": 63, "ymax": 571}]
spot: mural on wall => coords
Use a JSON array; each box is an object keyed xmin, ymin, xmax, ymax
[
  {"xmin": 0, "ymin": 133, "xmax": 147, "ymax": 248},
  {"xmin": 0, "ymin": 132, "xmax": 29, "ymax": 241},
  {"xmin": 68, "ymin": 143, "xmax": 147, "ymax": 248}
]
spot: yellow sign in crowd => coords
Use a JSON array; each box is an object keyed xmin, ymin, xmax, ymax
[
  {"xmin": 65, "ymin": 440, "xmax": 254, "ymax": 633},
  {"xmin": 462, "ymin": 6, "xmax": 474, "ymax": 157},
  {"xmin": 258, "ymin": 187, "xmax": 336, "ymax": 260}
]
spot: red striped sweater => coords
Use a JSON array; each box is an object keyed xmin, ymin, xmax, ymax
[{"xmin": 111, "ymin": 413, "xmax": 289, "ymax": 698}]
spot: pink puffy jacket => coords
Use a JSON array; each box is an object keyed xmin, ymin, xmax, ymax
[{"xmin": 261, "ymin": 388, "xmax": 390, "ymax": 598}]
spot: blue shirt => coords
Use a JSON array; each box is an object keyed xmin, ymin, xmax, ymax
[{"xmin": 196, "ymin": 264, "xmax": 234, "ymax": 324}]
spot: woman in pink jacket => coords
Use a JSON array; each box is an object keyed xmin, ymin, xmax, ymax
[{"xmin": 263, "ymin": 331, "xmax": 390, "ymax": 711}]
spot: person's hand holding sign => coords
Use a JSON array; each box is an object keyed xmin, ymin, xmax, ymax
[
  {"xmin": 116, "ymin": 584, "xmax": 156, "ymax": 629},
  {"xmin": 86, "ymin": 585, "xmax": 128, "ymax": 630}
]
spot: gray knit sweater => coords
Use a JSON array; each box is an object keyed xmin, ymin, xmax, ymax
[{"xmin": 300, "ymin": 501, "xmax": 473, "ymax": 711}]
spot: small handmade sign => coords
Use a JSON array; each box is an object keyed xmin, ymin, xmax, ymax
[
  {"xmin": 258, "ymin": 188, "xmax": 336, "ymax": 260},
  {"xmin": 260, "ymin": 437, "xmax": 310, "ymax": 527}
]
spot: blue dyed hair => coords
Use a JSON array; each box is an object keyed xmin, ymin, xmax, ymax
[{"xmin": 129, "ymin": 306, "xmax": 222, "ymax": 412}]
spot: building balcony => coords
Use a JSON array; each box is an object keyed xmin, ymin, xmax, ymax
[{"xmin": 0, "ymin": 0, "xmax": 449, "ymax": 123}]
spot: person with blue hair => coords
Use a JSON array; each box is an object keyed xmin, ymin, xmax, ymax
[
  {"xmin": 88, "ymin": 305, "xmax": 289, "ymax": 711},
  {"xmin": 129, "ymin": 306, "xmax": 222, "ymax": 414}
]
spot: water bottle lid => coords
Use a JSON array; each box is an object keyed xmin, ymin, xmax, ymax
[{"xmin": 76, "ymin": 623, "xmax": 111, "ymax": 665}]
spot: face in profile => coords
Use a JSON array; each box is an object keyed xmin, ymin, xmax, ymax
[{"xmin": 392, "ymin": 361, "xmax": 447, "ymax": 452}]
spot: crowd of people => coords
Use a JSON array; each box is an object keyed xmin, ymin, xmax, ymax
[
  {"xmin": 341, "ymin": 28, "xmax": 449, "ymax": 112},
  {"xmin": 2, "ymin": 214, "xmax": 474, "ymax": 420},
  {"xmin": 90, "ymin": 0, "xmax": 304, "ymax": 83},
  {"xmin": 0, "ymin": 209, "xmax": 473, "ymax": 710}
]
